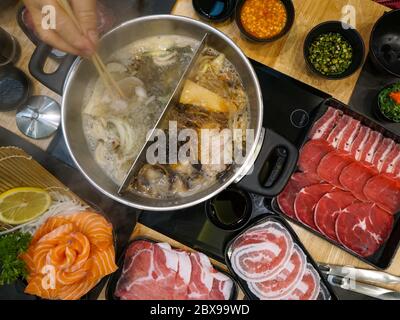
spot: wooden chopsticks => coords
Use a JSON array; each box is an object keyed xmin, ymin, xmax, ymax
[{"xmin": 57, "ymin": 0, "xmax": 125, "ymax": 99}]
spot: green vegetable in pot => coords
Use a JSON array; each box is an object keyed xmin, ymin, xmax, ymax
[
  {"xmin": 0, "ymin": 232, "xmax": 31, "ymax": 286},
  {"xmin": 308, "ymin": 32, "xmax": 353, "ymax": 76},
  {"xmin": 379, "ymin": 83, "xmax": 400, "ymax": 123}
]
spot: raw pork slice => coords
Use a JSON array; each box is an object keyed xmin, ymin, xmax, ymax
[
  {"xmin": 230, "ymin": 222, "xmax": 293, "ymax": 282},
  {"xmin": 248, "ymin": 244, "xmax": 306, "ymax": 300},
  {"xmin": 309, "ymin": 107, "xmax": 343, "ymax": 140},
  {"xmin": 335, "ymin": 203, "xmax": 394, "ymax": 257},
  {"xmin": 372, "ymin": 138, "xmax": 395, "ymax": 172},
  {"xmin": 327, "ymin": 115, "xmax": 358, "ymax": 149},
  {"xmin": 339, "ymin": 162, "xmax": 377, "ymax": 201},
  {"xmin": 294, "ymin": 184, "xmax": 336, "ymax": 229},
  {"xmin": 115, "ymin": 241, "xmax": 233, "ymax": 300},
  {"xmin": 283, "ymin": 264, "xmax": 321, "ymax": 300},
  {"xmin": 382, "ymin": 145, "xmax": 400, "ymax": 176},
  {"xmin": 350, "ymin": 126, "xmax": 371, "ymax": 161},
  {"xmin": 360, "ymin": 131, "xmax": 383, "ymax": 163},
  {"xmin": 317, "ymin": 151, "xmax": 353, "ymax": 188},
  {"xmin": 314, "ymin": 191, "xmax": 357, "ymax": 241},
  {"xmin": 277, "ymin": 173, "xmax": 321, "ymax": 218},
  {"xmin": 364, "ymin": 175, "xmax": 400, "ymax": 214},
  {"xmin": 298, "ymin": 140, "xmax": 333, "ymax": 174},
  {"xmin": 336, "ymin": 117, "xmax": 361, "ymax": 152}
]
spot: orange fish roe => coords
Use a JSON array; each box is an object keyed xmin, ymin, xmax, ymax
[{"xmin": 240, "ymin": 0, "xmax": 287, "ymax": 39}]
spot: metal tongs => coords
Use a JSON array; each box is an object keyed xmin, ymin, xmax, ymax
[
  {"xmin": 319, "ymin": 263, "xmax": 400, "ymax": 300},
  {"xmin": 118, "ymin": 33, "xmax": 209, "ymax": 194}
]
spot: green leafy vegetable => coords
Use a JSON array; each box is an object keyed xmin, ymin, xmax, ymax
[
  {"xmin": 379, "ymin": 83, "xmax": 400, "ymax": 123},
  {"xmin": 309, "ymin": 32, "xmax": 353, "ymax": 76},
  {"xmin": 0, "ymin": 232, "xmax": 31, "ymax": 286}
]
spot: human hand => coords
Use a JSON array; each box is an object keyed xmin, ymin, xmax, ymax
[{"xmin": 23, "ymin": 0, "xmax": 98, "ymax": 57}]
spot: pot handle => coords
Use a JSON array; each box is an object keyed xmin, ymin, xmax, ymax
[
  {"xmin": 236, "ymin": 129, "xmax": 298, "ymax": 198},
  {"xmin": 29, "ymin": 43, "xmax": 77, "ymax": 95}
]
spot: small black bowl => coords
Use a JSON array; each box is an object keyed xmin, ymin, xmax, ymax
[
  {"xmin": 374, "ymin": 82, "xmax": 400, "ymax": 123},
  {"xmin": 370, "ymin": 9, "xmax": 400, "ymax": 78},
  {"xmin": 235, "ymin": 0, "xmax": 295, "ymax": 43},
  {"xmin": 193, "ymin": 0, "xmax": 236, "ymax": 23},
  {"xmin": 206, "ymin": 188, "xmax": 252, "ymax": 231},
  {"xmin": 303, "ymin": 21, "xmax": 365, "ymax": 80}
]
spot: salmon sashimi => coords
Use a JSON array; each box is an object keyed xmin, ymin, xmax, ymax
[{"xmin": 21, "ymin": 211, "xmax": 117, "ymax": 300}]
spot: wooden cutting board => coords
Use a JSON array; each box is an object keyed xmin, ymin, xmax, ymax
[{"xmin": 99, "ymin": 223, "xmax": 245, "ymax": 300}]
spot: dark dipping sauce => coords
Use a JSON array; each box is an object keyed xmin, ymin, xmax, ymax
[{"xmin": 207, "ymin": 189, "xmax": 251, "ymax": 230}]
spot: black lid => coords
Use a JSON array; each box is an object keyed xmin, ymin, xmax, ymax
[
  {"xmin": 193, "ymin": 0, "xmax": 236, "ymax": 23},
  {"xmin": 0, "ymin": 65, "xmax": 31, "ymax": 112}
]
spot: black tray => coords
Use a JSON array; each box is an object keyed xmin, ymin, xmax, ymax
[
  {"xmin": 224, "ymin": 214, "xmax": 336, "ymax": 300},
  {"xmin": 270, "ymin": 98, "xmax": 400, "ymax": 270},
  {"xmin": 106, "ymin": 237, "xmax": 239, "ymax": 300}
]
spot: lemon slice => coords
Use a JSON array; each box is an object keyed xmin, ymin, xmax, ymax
[{"xmin": 0, "ymin": 187, "xmax": 51, "ymax": 225}]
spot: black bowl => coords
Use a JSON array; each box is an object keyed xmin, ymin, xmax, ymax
[
  {"xmin": 193, "ymin": 0, "xmax": 236, "ymax": 23},
  {"xmin": 374, "ymin": 82, "xmax": 400, "ymax": 123},
  {"xmin": 370, "ymin": 9, "xmax": 400, "ymax": 78},
  {"xmin": 235, "ymin": 0, "xmax": 295, "ymax": 43},
  {"xmin": 303, "ymin": 21, "xmax": 365, "ymax": 80}
]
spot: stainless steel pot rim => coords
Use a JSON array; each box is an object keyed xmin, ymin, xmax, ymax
[{"xmin": 61, "ymin": 14, "xmax": 263, "ymax": 211}]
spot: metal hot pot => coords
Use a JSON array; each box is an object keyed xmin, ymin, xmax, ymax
[{"xmin": 29, "ymin": 15, "xmax": 298, "ymax": 211}]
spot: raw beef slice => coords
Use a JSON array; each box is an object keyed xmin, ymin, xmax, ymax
[
  {"xmin": 248, "ymin": 244, "xmax": 306, "ymax": 300},
  {"xmin": 350, "ymin": 125, "xmax": 371, "ymax": 161},
  {"xmin": 317, "ymin": 151, "xmax": 353, "ymax": 188},
  {"xmin": 335, "ymin": 203, "xmax": 394, "ymax": 257},
  {"xmin": 314, "ymin": 191, "xmax": 357, "ymax": 241},
  {"xmin": 294, "ymin": 184, "xmax": 336, "ymax": 229},
  {"xmin": 364, "ymin": 175, "xmax": 400, "ymax": 214},
  {"xmin": 339, "ymin": 162, "xmax": 377, "ymax": 201},
  {"xmin": 298, "ymin": 140, "xmax": 333, "ymax": 174},
  {"xmin": 283, "ymin": 264, "xmax": 321, "ymax": 300},
  {"xmin": 230, "ymin": 222, "xmax": 293, "ymax": 282},
  {"xmin": 277, "ymin": 173, "xmax": 321, "ymax": 218}
]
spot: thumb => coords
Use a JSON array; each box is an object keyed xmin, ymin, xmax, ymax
[{"xmin": 71, "ymin": 0, "xmax": 98, "ymax": 47}]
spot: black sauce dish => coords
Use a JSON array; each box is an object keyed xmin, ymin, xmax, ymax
[
  {"xmin": 235, "ymin": 0, "xmax": 295, "ymax": 43},
  {"xmin": 193, "ymin": 0, "xmax": 237, "ymax": 23},
  {"xmin": 303, "ymin": 21, "xmax": 365, "ymax": 80},
  {"xmin": 370, "ymin": 9, "xmax": 400, "ymax": 78}
]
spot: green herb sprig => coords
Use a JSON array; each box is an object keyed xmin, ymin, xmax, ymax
[{"xmin": 0, "ymin": 232, "xmax": 31, "ymax": 286}]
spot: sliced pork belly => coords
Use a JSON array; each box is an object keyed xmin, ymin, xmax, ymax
[
  {"xmin": 309, "ymin": 107, "xmax": 343, "ymax": 140},
  {"xmin": 372, "ymin": 138, "xmax": 395, "ymax": 172},
  {"xmin": 283, "ymin": 264, "xmax": 320, "ymax": 300},
  {"xmin": 336, "ymin": 117, "xmax": 361, "ymax": 152},
  {"xmin": 317, "ymin": 151, "xmax": 353, "ymax": 188},
  {"xmin": 314, "ymin": 191, "xmax": 357, "ymax": 241},
  {"xmin": 294, "ymin": 184, "xmax": 336, "ymax": 229},
  {"xmin": 327, "ymin": 115, "xmax": 360, "ymax": 149},
  {"xmin": 350, "ymin": 126, "xmax": 371, "ymax": 161},
  {"xmin": 360, "ymin": 131, "xmax": 383, "ymax": 164},
  {"xmin": 335, "ymin": 203, "xmax": 394, "ymax": 257},
  {"xmin": 230, "ymin": 222, "xmax": 293, "ymax": 282},
  {"xmin": 382, "ymin": 145, "xmax": 400, "ymax": 176},
  {"xmin": 277, "ymin": 173, "xmax": 321, "ymax": 219},
  {"xmin": 116, "ymin": 241, "xmax": 233, "ymax": 300},
  {"xmin": 364, "ymin": 175, "xmax": 400, "ymax": 214},
  {"xmin": 248, "ymin": 244, "xmax": 306, "ymax": 300},
  {"xmin": 298, "ymin": 140, "xmax": 333, "ymax": 174}
]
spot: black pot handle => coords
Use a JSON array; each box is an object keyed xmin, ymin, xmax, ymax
[
  {"xmin": 236, "ymin": 128, "xmax": 298, "ymax": 197},
  {"xmin": 29, "ymin": 43, "xmax": 77, "ymax": 95}
]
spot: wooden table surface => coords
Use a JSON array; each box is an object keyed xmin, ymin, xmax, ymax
[{"xmin": 2, "ymin": 0, "xmax": 400, "ymax": 297}]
